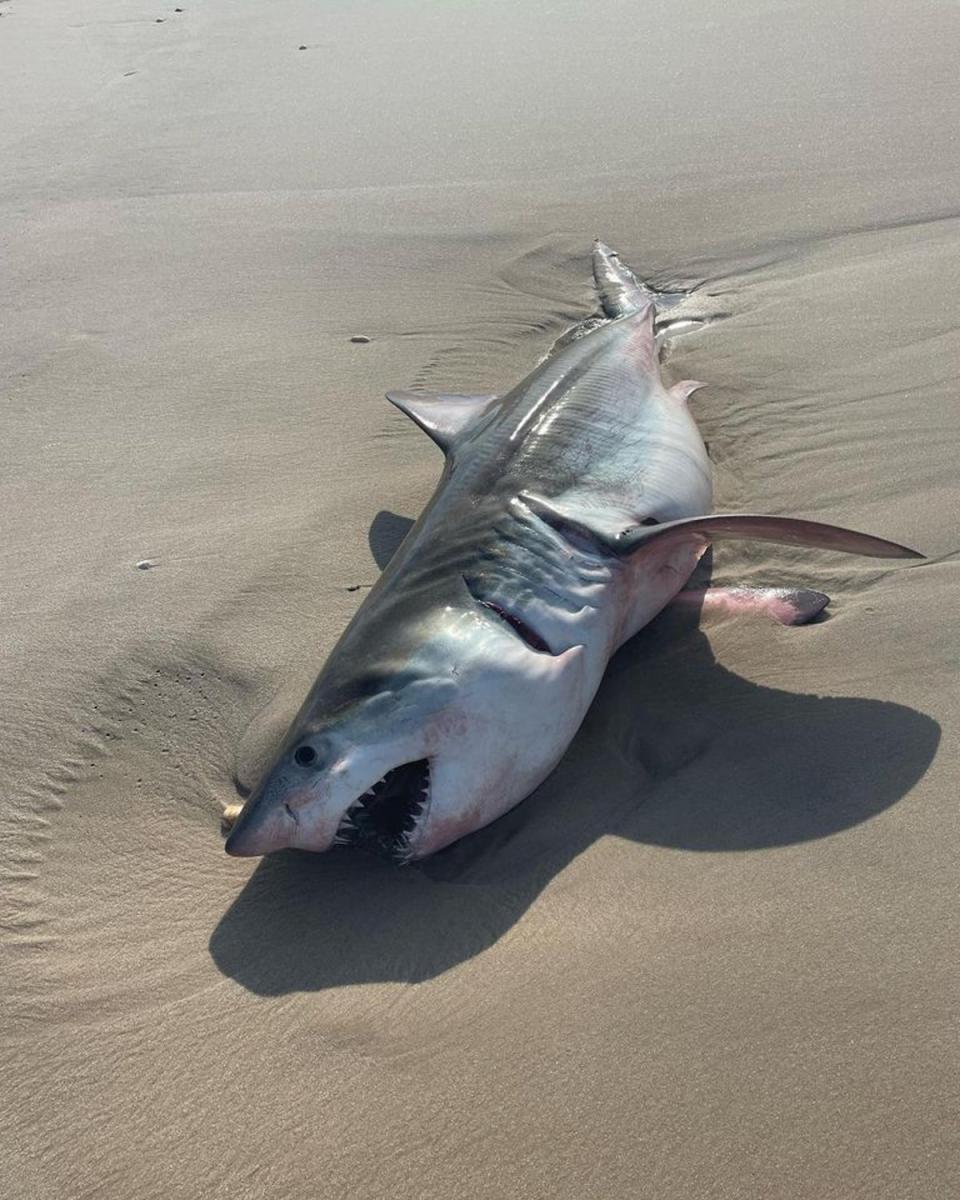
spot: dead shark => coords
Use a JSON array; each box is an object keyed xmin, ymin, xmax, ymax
[{"xmin": 224, "ymin": 242, "xmax": 920, "ymax": 863}]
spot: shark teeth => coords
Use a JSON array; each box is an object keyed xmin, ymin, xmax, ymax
[{"xmin": 334, "ymin": 759, "xmax": 431, "ymax": 863}]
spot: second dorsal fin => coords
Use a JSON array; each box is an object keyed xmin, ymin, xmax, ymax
[{"xmin": 386, "ymin": 391, "xmax": 498, "ymax": 453}]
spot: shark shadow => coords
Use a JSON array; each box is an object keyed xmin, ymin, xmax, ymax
[{"xmin": 208, "ymin": 514, "xmax": 940, "ymax": 994}]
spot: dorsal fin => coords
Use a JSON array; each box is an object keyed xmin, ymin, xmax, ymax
[{"xmin": 386, "ymin": 391, "xmax": 498, "ymax": 453}]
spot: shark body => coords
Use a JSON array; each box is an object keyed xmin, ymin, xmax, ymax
[{"xmin": 225, "ymin": 243, "xmax": 919, "ymax": 862}]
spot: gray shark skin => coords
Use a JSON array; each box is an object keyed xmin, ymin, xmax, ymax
[{"xmin": 224, "ymin": 243, "xmax": 921, "ymax": 863}]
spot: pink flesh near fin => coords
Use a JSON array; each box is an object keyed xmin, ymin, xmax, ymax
[{"xmin": 672, "ymin": 585, "xmax": 830, "ymax": 626}]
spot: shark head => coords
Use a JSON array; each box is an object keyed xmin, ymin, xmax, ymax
[
  {"xmin": 224, "ymin": 603, "xmax": 588, "ymax": 864},
  {"xmin": 224, "ymin": 665, "xmax": 452, "ymax": 863}
]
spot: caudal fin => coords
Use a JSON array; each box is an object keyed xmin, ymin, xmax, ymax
[{"xmin": 592, "ymin": 241, "xmax": 656, "ymax": 319}]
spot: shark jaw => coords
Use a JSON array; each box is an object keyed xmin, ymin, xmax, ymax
[
  {"xmin": 224, "ymin": 756, "xmax": 434, "ymax": 866},
  {"xmin": 332, "ymin": 757, "xmax": 432, "ymax": 864}
]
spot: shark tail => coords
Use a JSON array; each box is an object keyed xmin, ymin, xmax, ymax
[{"xmin": 592, "ymin": 240, "xmax": 656, "ymax": 319}]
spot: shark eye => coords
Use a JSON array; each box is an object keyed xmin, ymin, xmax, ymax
[
  {"xmin": 293, "ymin": 744, "xmax": 317, "ymax": 767},
  {"xmin": 640, "ymin": 516, "xmax": 660, "ymax": 526}
]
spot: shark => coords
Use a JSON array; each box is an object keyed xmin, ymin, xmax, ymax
[{"xmin": 223, "ymin": 242, "xmax": 921, "ymax": 863}]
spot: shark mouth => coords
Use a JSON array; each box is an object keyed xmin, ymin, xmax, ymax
[{"xmin": 333, "ymin": 758, "xmax": 431, "ymax": 863}]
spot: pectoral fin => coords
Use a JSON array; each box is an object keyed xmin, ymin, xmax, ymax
[
  {"xmin": 520, "ymin": 493, "xmax": 923, "ymax": 562},
  {"xmin": 617, "ymin": 514, "xmax": 923, "ymax": 560},
  {"xmin": 671, "ymin": 585, "xmax": 830, "ymax": 626},
  {"xmin": 387, "ymin": 391, "xmax": 498, "ymax": 453}
]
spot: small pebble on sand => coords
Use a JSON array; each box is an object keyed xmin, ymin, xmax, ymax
[
  {"xmin": 350, "ymin": 335, "xmax": 371, "ymax": 344},
  {"xmin": 221, "ymin": 803, "xmax": 243, "ymax": 833},
  {"xmin": 135, "ymin": 560, "xmax": 156, "ymax": 571}
]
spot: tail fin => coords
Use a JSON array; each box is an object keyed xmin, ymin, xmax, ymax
[{"xmin": 592, "ymin": 240, "xmax": 655, "ymax": 319}]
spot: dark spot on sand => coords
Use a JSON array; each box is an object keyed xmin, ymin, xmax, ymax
[
  {"xmin": 135, "ymin": 560, "xmax": 156, "ymax": 571},
  {"xmin": 350, "ymin": 335, "xmax": 371, "ymax": 344},
  {"xmin": 298, "ymin": 44, "xmax": 307, "ymax": 50}
]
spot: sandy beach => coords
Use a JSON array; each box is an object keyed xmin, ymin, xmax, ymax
[{"xmin": 2, "ymin": 1, "xmax": 958, "ymax": 1196}]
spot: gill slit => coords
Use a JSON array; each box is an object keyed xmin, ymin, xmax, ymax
[{"xmin": 463, "ymin": 575, "xmax": 557, "ymax": 656}]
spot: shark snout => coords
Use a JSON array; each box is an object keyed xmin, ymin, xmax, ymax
[{"xmin": 223, "ymin": 789, "xmax": 299, "ymax": 857}]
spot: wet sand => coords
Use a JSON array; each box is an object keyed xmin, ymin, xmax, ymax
[{"xmin": 2, "ymin": 1, "xmax": 958, "ymax": 1197}]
